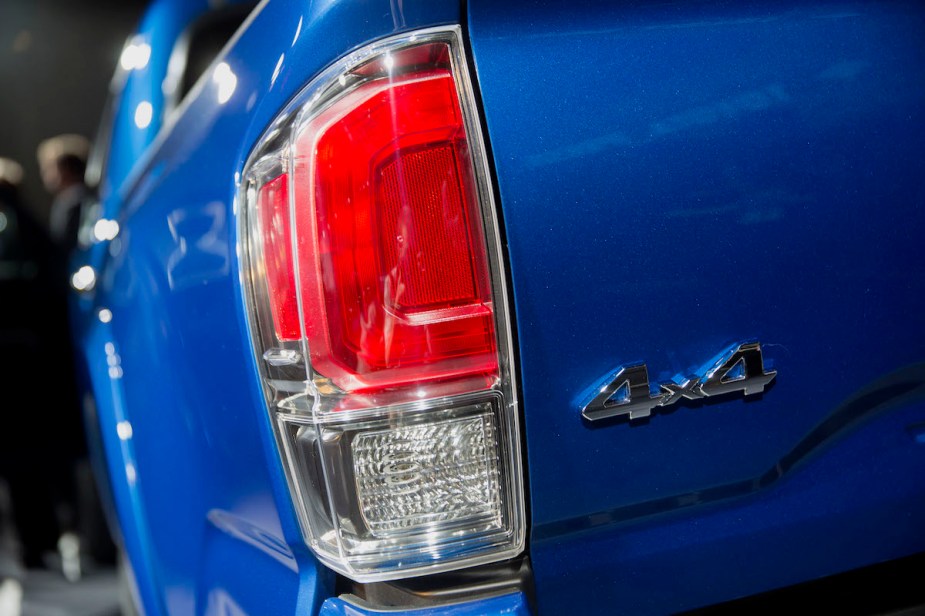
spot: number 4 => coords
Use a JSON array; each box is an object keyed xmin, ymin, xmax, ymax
[
  {"xmin": 581, "ymin": 363, "xmax": 665, "ymax": 421},
  {"xmin": 699, "ymin": 342, "xmax": 776, "ymax": 398}
]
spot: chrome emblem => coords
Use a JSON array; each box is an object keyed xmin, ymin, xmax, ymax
[{"xmin": 581, "ymin": 342, "xmax": 776, "ymax": 422}]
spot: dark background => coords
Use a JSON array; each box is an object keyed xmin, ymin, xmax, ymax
[
  {"xmin": 1, "ymin": 3, "xmax": 146, "ymax": 612},
  {"xmin": 0, "ymin": 0, "xmax": 147, "ymax": 223}
]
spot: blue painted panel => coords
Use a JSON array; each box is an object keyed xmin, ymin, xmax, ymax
[
  {"xmin": 468, "ymin": 0, "xmax": 925, "ymax": 612},
  {"xmin": 81, "ymin": 319, "xmax": 162, "ymax": 613},
  {"xmin": 101, "ymin": 0, "xmax": 210, "ymax": 203},
  {"xmin": 81, "ymin": 0, "xmax": 461, "ymax": 613},
  {"xmin": 533, "ymin": 396, "xmax": 925, "ymax": 614},
  {"xmin": 195, "ymin": 511, "xmax": 304, "ymax": 616}
]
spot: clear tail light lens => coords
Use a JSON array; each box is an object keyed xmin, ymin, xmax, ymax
[{"xmin": 239, "ymin": 27, "xmax": 524, "ymax": 581}]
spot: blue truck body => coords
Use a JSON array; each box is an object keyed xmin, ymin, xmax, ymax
[{"xmin": 73, "ymin": 1, "xmax": 925, "ymax": 613}]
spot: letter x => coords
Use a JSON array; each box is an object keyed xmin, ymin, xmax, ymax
[{"xmin": 658, "ymin": 378, "xmax": 705, "ymax": 406}]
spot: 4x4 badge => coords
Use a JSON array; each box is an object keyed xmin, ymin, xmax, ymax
[{"xmin": 581, "ymin": 342, "xmax": 776, "ymax": 422}]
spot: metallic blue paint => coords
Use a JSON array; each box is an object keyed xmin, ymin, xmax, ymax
[
  {"xmin": 77, "ymin": 0, "xmax": 925, "ymax": 613},
  {"xmin": 468, "ymin": 0, "xmax": 925, "ymax": 612},
  {"xmin": 78, "ymin": 0, "xmax": 463, "ymax": 614},
  {"xmin": 101, "ymin": 0, "xmax": 208, "ymax": 204}
]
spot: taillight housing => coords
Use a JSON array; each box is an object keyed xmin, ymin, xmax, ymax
[{"xmin": 239, "ymin": 27, "xmax": 524, "ymax": 581}]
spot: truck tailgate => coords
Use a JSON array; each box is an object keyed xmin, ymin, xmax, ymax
[{"xmin": 467, "ymin": 1, "xmax": 925, "ymax": 612}]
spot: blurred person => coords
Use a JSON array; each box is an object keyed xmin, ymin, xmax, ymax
[
  {"xmin": 0, "ymin": 158, "xmax": 55, "ymax": 275},
  {"xmin": 35, "ymin": 137, "xmax": 117, "ymax": 578},
  {"xmin": 37, "ymin": 134, "xmax": 90, "ymax": 255},
  {"xmin": 0, "ymin": 155, "xmax": 85, "ymax": 576}
]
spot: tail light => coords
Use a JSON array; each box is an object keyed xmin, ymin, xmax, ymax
[{"xmin": 239, "ymin": 27, "xmax": 524, "ymax": 581}]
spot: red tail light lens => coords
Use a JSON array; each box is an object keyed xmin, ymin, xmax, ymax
[
  {"xmin": 292, "ymin": 68, "xmax": 497, "ymax": 393},
  {"xmin": 257, "ymin": 173, "xmax": 300, "ymax": 341}
]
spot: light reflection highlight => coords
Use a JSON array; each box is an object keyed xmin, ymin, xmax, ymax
[
  {"xmin": 120, "ymin": 37, "xmax": 151, "ymax": 71},
  {"xmin": 134, "ymin": 101, "xmax": 153, "ymax": 129},
  {"xmin": 291, "ymin": 16, "xmax": 303, "ymax": 46},
  {"xmin": 104, "ymin": 340, "xmax": 123, "ymax": 380},
  {"xmin": 116, "ymin": 421, "xmax": 133, "ymax": 440},
  {"xmin": 93, "ymin": 218, "xmax": 120, "ymax": 242},
  {"xmin": 71, "ymin": 265, "xmax": 96, "ymax": 291},
  {"xmin": 213, "ymin": 62, "xmax": 237, "ymax": 104},
  {"xmin": 271, "ymin": 54, "xmax": 285, "ymax": 86}
]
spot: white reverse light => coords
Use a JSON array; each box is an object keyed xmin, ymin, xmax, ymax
[{"xmin": 352, "ymin": 413, "xmax": 502, "ymax": 535}]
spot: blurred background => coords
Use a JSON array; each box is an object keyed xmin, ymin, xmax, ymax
[
  {"xmin": 1, "ymin": 0, "xmax": 146, "ymax": 221},
  {"xmin": 1, "ymin": 2, "xmax": 146, "ymax": 614}
]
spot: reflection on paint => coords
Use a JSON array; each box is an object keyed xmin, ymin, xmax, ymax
[{"xmin": 214, "ymin": 62, "xmax": 237, "ymax": 104}]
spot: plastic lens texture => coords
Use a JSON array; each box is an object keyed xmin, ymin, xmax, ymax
[
  {"xmin": 239, "ymin": 27, "xmax": 524, "ymax": 581},
  {"xmin": 352, "ymin": 411, "xmax": 502, "ymax": 536}
]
